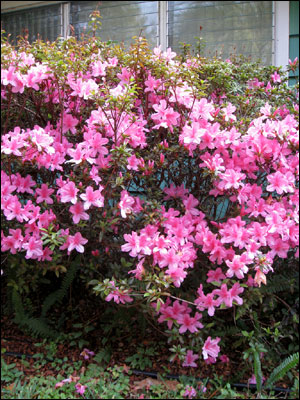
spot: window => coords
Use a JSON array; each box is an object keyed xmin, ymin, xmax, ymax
[
  {"xmin": 1, "ymin": 1, "xmax": 297, "ymax": 68},
  {"xmin": 168, "ymin": 1, "xmax": 274, "ymax": 65},
  {"xmin": 1, "ymin": 3, "xmax": 62, "ymax": 44},
  {"xmin": 289, "ymin": 1, "xmax": 299, "ymax": 85},
  {"xmin": 70, "ymin": 1, "xmax": 158, "ymax": 48}
]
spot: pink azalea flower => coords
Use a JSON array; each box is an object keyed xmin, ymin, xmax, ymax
[
  {"xmin": 172, "ymin": 300, "xmax": 190, "ymax": 318},
  {"xmin": 213, "ymin": 284, "xmax": 233, "ymax": 308},
  {"xmin": 69, "ymin": 202, "xmax": 89, "ymax": 224},
  {"xmin": 183, "ymin": 194, "xmax": 200, "ymax": 216},
  {"xmin": 268, "ymin": 236, "xmax": 290, "ymax": 258},
  {"xmin": 225, "ymin": 254, "xmax": 249, "ymax": 279},
  {"xmin": 80, "ymin": 186, "xmax": 104, "ymax": 209},
  {"xmin": 166, "ymin": 264, "xmax": 187, "ymax": 287},
  {"xmin": 118, "ymin": 190, "xmax": 135, "ymax": 218},
  {"xmin": 30, "ymin": 126, "xmax": 54, "ymax": 154},
  {"xmin": 248, "ymin": 374, "xmax": 266, "ymax": 385},
  {"xmin": 89, "ymin": 166, "xmax": 102, "ymax": 184},
  {"xmin": 229, "ymin": 282, "xmax": 244, "ymax": 305},
  {"xmin": 220, "ymin": 169, "xmax": 246, "ymax": 190},
  {"xmin": 67, "ymin": 232, "xmax": 88, "ymax": 253},
  {"xmin": 91, "ymin": 60, "xmax": 107, "ymax": 77},
  {"xmin": 4, "ymin": 197, "xmax": 27, "ymax": 223},
  {"xmin": 37, "ymin": 209, "xmax": 56, "ymax": 229},
  {"xmin": 127, "ymin": 154, "xmax": 140, "ymax": 171},
  {"xmin": 180, "ymin": 121, "xmax": 204, "ymax": 146},
  {"xmin": 105, "ymin": 283, "xmax": 133, "ymax": 304},
  {"xmin": 145, "ymin": 74, "xmax": 161, "ymax": 92},
  {"xmin": 121, "ymin": 232, "xmax": 140, "ymax": 257},
  {"xmin": 58, "ymin": 181, "xmax": 79, "ymax": 204},
  {"xmin": 206, "ymin": 268, "xmax": 226, "ymax": 283},
  {"xmin": 38, "ymin": 247, "xmax": 53, "ymax": 262},
  {"xmin": 192, "ymin": 98, "xmax": 214, "ymax": 120},
  {"xmin": 202, "ymin": 336, "xmax": 220, "ymax": 360},
  {"xmin": 178, "ymin": 312, "xmax": 203, "ymax": 333},
  {"xmin": 67, "ymin": 146, "xmax": 85, "ymax": 164},
  {"xmin": 163, "ymin": 47, "xmax": 177, "ymax": 61},
  {"xmin": 195, "ymin": 292, "xmax": 219, "ymax": 316},
  {"xmin": 163, "ymin": 183, "xmax": 188, "ymax": 200},
  {"xmin": 36, "ymin": 184, "xmax": 54, "ymax": 204},
  {"xmin": 1, "ymin": 131, "xmax": 25, "ymax": 156},
  {"xmin": 182, "ymin": 350, "xmax": 199, "ymax": 368},
  {"xmin": 204, "ymin": 356, "xmax": 217, "ymax": 365},
  {"xmin": 183, "ymin": 385, "xmax": 197, "ymax": 398},
  {"xmin": 80, "ymin": 348, "xmax": 95, "ymax": 360},
  {"xmin": 220, "ymin": 354, "xmax": 230, "ymax": 363},
  {"xmin": 128, "ymin": 258, "xmax": 145, "ymax": 280},
  {"xmin": 254, "ymin": 268, "xmax": 267, "ymax": 287},
  {"xmin": 222, "ymin": 103, "xmax": 237, "ymax": 121},
  {"xmin": 158, "ymin": 305, "xmax": 176, "ymax": 329},
  {"xmin": 14, "ymin": 174, "xmax": 36, "ymax": 194},
  {"xmin": 152, "ymin": 100, "xmax": 180, "ymax": 132},
  {"xmin": 271, "ymin": 71, "xmax": 281, "ymax": 83},
  {"xmin": 75, "ymin": 383, "xmax": 86, "ymax": 396},
  {"xmin": 22, "ymin": 237, "xmax": 44, "ymax": 259},
  {"xmin": 266, "ymin": 171, "xmax": 294, "ymax": 194},
  {"xmin": 62, "ymin": 113, "xmax": 78, "ymax": 134}
]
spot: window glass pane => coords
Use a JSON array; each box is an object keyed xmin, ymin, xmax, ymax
[
  {"xmin": 70, "ymin": 1, "xmax": 158, "ymax": 48},
  {"xmin": 289, "ymin": 0, "xmax": 299, "ymax": 36},
  {"xmin": 168, "ymin": 1, "xmax": 273, "ymax": 65},
  {"xmin": 289, "ymin": 1, "xmax": 299, "ymax": 84},
  {"xmin": 1, "ymin": 4, "xmax": 62, "ymax": 44}
]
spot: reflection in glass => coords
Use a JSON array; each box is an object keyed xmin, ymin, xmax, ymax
[
  {"xmin": 1, "ymin": 4, "xmax": 62, "ymax": 44},
  {"xmin": 168, "ymin": 1, "xmax": 273, "ymax": 64},
  {"xmin": 70, "ymin": 1, "xmax": 159, "ymax": 48}
]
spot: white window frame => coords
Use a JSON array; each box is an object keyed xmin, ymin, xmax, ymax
[
  {"xmin": 158, "ymin": 1, "xmax": 167, "ymax": 51},
  {"xmin": 1, "ymin": 1, "xmax": 291, "ymax": 67},
  {"xmin": 61, "ymin": 2, "xmax": 70, "ymax": 38},
  {"xmin": 274, "ymin": 1, "xmax": 290, "ymax": 67}
]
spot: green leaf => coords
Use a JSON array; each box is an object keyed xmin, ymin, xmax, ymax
[
  {"xmin": 253, "ymin": 350, "xmax": 263, "ymax": 393},
  {"xmin": 265, "ymin": 353, "xmax": 299, "ymax": 389}
]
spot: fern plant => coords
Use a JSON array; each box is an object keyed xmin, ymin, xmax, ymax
[
  {"xmin": 41, "ymin": 259, "xmax": 79, "ymax": 317},
  {"xmin": 11, "ymin": 257, "xmax": 80, "ymax": 339},
  {"xmin": 264, "ymin": 352, "xmax": 299, "ymax": 389},
  {"xmin": 12, "ymin": 289, "xmax": 58, "ymax": 338}
]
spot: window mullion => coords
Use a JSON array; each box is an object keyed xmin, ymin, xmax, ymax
[
  {"xmin": 159, "ymin": 1, "xmax": 167, "ymax": 51},
  {"xmin": 62, "ymin": 2, "xmax": 70, "ymax": 38},
  {"xmin": 274, "ymin": 0, "xmax": 289, "ymax": 68}
]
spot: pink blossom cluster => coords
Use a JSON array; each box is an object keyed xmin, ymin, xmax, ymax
[{"xmin": 1, "ymin": 38, "xmax": 299, "ymax": 366}]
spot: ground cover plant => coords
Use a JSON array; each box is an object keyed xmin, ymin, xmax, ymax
[{"xmin": 1, "ymin": 14, "xmax": 299, "ymax": 399}]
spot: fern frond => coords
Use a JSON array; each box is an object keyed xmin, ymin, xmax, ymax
[
  {"xmin": 21, "ymin": 316, "xmax": 58, "ymax": 339},
  {"xmin": 12, "ymin": 288, "xmax": 25, "ymax": 322},
  {"xmin": 264, "ymin": 352, "xmax": 299, "ymax": 389},
  {"xmin": 12, "ymin": 289, "xmax": 58, "ymax": 338},
  {"xmin": 214, "ymin": 324, "xmax": 240, "ymax": 337},
  {"xmin": 260, "ymin": 270, "xmax": 299, "ymax": 295},
  {"xmin": 253, "ymin": 350, "xmax": 263, "ymax": 393},
  {"xmin": 41, "ymin": 258, "xmax": 79, "ymax": 317}
]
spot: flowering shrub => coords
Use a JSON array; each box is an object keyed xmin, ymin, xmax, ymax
[{"xmin": 1, "ymin": 29, "xmax": 299, "ymax": 365}]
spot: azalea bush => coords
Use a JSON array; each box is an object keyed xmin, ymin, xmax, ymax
[{"xmin": 1, "ymin": 27, "xmax": 299, "ymax": 368}]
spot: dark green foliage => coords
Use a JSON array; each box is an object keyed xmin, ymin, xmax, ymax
[
  {"xmin": 12, "ymin": 289, "xmax": 58, "ymax": 338},
  {"xmin": 10, "ymin": 258, "xmax": 79, "ymax": 339},
  {"xmin": 253, "ymin": 350, "xmax": 263, "ymax": 393},
  {"xmin": 264, "ymin": 352, "xmax": 299, "ymax": 389},
  {"xmin": 41, "ymin": 259, "xmax": 79, "ymax": 317}
]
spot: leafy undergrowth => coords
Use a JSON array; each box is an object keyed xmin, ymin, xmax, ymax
[
  {"xmin": 1, "ymin": 313, "xmax": 298, "ymax": 399},
  {"xmin": 1, "ymin": 270, "xmax": 298, "ymax": 399}
]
